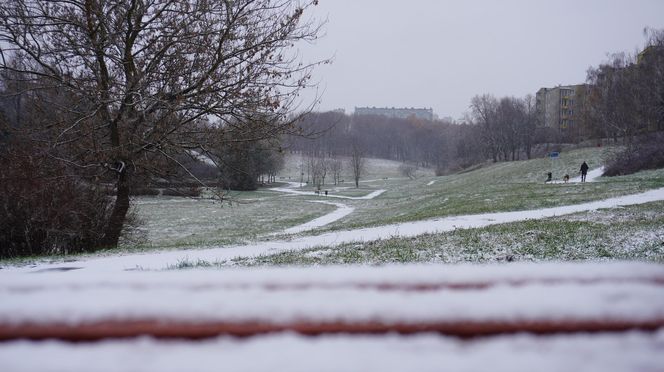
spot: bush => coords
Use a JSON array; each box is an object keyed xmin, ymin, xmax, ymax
[
  {"xmin": 0, "ymin": 146, "xmax": 135, "ymax": 259},
  {"xmin": 399, "ymin": 163, "xmax": 418, "ymax": 179},
  {"xmin": 604, "ymin": 133, "xmax": 664, "ymax": 176}
]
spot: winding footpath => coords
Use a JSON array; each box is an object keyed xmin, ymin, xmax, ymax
[
  {"xmin": 2, "ymin": 179, "xmax": 664, "ymax": 273},
  {"xmin": 270, "ymin": 182, "xmax": 386, "ymax": 200},
  {"xmin": 281, "ymin": 200, "xmax": 355, "ymax": 234},
  {"xmin": 269, "ymin": 182, "xmax": 384, "ymax": 234}
]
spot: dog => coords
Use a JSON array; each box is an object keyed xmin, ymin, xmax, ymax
[{"xmin": 563, "ymin": 174, "xmax": 570, "ymax": 183}]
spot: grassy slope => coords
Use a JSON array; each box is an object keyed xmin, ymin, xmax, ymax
[
  {"xmin": 124, "ymin": 193, "xmax": 335, "ymax": 249},
  {"xmin": 231, "ymin": 201, "xmax": 664, "ymax": 267},
  {"xmin": 309, "ymin": 146, "xmax": 664, "ymax": 232},
  {"xmin": 120, "ymin": 156, "xmax": 419, "ymax": 251},
  {"xmin": 222, "ymin": 146, "xmax": 664, "ymax": 266},
  {"xmin": 5, "ymin": 146, "xmax": 664, "ymax": 265}
]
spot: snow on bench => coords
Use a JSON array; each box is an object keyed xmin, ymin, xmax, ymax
[
  {"xmin": 1, "ymin": 262, "xmax": 663, "ymax": 341},
  {"xmin": 1, "ymin": 262, "xmax": 663, "ymax": 371}
]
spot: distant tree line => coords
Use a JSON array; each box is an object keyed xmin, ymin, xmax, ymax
[{"xmin": 287, "ymin": 102, "xmax": 544, "ymax": 176}]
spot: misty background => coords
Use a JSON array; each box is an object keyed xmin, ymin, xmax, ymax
[{"xmin": 299, "ymin": 0, "xmax": 664, "ymax": 120}]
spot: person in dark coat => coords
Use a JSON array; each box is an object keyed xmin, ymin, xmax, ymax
[{"xmin": 580, "ymin": 161, "xmax": 589, "ymax": 182}]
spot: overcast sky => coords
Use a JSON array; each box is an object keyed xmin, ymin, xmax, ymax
[{"xmin": 297, "ymin": 0, "xmax": 664, "ymax": 120}]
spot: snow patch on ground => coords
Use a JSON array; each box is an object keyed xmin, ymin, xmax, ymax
[
  {"xmin": 4, "ymin": 187, "xmax": 664, "ymax": 272},
  {"xmin": 270, "ymin": 182, "xmax": 386, "ymax": 200},
  {"xmin": 282, "ymin": 201, "xmax": 354, "ymax": 234},
  {"xmin": 550, "ymin": 166, "xmax": 605, "ymax": 184}
]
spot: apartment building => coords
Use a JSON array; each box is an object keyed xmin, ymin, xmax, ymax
[
  {"xmin": 354, "ymin": 106, "xmax": 434, "ymax": 121},
  {"xmin": 535, "ymin": 84, "xmax": 587, "ymax": 133}
]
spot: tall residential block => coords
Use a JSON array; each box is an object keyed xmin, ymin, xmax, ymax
[{"xmin": 535, "ymin": 84, "xmax": 587, "ymax": 134}]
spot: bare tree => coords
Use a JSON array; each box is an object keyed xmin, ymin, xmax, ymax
[
  {"xmin": 586, "ymin": 53, "xmax": 642, "ymax": 144},
  {"xmin": 470, "ymin": 94, "xmax": 501, "ymax": 162},
  {"xmin": 309, "ymin": 154, "xmax": 327, "ymax": 190},
  {"xmin": 329, "ymin": 156, "xmax": 343, "ymax": 185},
  {"xmin": 520, "ymin": 94, "xmax": 537, "ymax": 159},
  {"xmin": 349, "ymin": 142, "xmax": 365, "ymax": 188},
  {"xmin": 0, "ymin": 0, "xmax": 324, "ymax": 248}
]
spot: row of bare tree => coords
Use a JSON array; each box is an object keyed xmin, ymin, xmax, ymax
[
  {"xmin": 583, "ymin": 28, "xmax": 664, "ymax": 143},
  {"xmin": 287, "ymin": 106, "xmax": 541, "ymax": 176},
  {"xmin": 286, "ymin": 112, "xmax": 480, "ymax": 175},
  {"xmin": 469, "ymin": 94, "xmax": 539, "ymax": 162},
  {"xmin": 298, "ymin": 142, "xmax": 365, "ymax": 189}
]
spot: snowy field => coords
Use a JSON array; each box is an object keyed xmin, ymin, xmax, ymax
[
  {"xmin": 108, "ymin": 146, "xmax": 664, "ymax": 260},
  {"xmin": 2, "ymin": 147, "xmax": 664, "ymax": 371},
  {"xmin": 125, "ymin": 190, "xmax": 336, "ymax": 249},
  {"xmin": 2, "ymin": 181, "xmax": 663, "ymax": 272}
]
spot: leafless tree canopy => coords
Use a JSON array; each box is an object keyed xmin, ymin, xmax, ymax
[
  {"xmin": 470, "ymin": 94, "xmax": 537, "ymax": 163},
  {"xmin": 585, "ymin": 28, "xmax": 664, "ymax": 143},
  {"xmin": 349, "ymin": 141, "xmax": 364, "ymax": 188},
  {"xmin": 0, "ymin": 0, "xmax": 324, "ymax": 248}
]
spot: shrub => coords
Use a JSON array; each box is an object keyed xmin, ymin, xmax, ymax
[
  {"xmin": 399, "ymin": 163, "xmax": 418, "ymax": 179},
  {"xmin": 0, "ymin": 146, "xmax": 137, "ymax": 259},
  {"xmin": 604, "ymin": 133, "xmax": 664, "ymax": 176}
]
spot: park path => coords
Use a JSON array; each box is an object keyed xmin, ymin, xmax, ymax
[
  {"xmin": 269, "ymin": 181, "xmax": 387, "ymax": 234},
  {"xmin": 281, "ymin": 200, "xmax": 355, "ymax": 234},
  {"xmin": 270, "ymin": 182, "xmax": 386, "ymax": 200},
  {"xmin": 548, "ymin": 166, "xmax": 605, "ymax": 184},
  {"xmin": 251, "ymin": 165, "xmax": 602, "ymax": 236},
  {"xmin": 3, "ymin": 184, "xmax": 664, "ymax": 273}
]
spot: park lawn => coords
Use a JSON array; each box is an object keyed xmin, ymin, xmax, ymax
[{"xmin": 224, "ymin": 200, "xmax": 664, "ymax": 267}]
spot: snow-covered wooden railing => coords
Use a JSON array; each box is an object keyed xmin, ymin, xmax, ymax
[
  {"xmin": 1, "ymin": 262, "xmax": 664, "ymax": 371},
  {"xmin": 1, "ymin": 262, "xmax": 663, "ymax": 341}
]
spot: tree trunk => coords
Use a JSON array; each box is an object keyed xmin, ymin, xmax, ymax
[{"xmin": 101, "ymin": 168, "xmax": 130, "ymax": 248}]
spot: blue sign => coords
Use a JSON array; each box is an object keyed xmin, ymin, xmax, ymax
[{"xmin": 549, "ymin": 152, "xmax": 559, "ymax": 158}]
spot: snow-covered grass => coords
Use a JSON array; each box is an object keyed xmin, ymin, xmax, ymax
[
  {"xmin": 115, "ymin": 147, "xmax": 664, "ymax": 251},
  {"xmin": 306, "ymin": 146, "xmax": 664, "ymax": 232},
  {"xmin": 113, "ymin": 156, "xmax": 426, "ymax": 252},
  {"xmin": 121, "ymin": 190, "xmax": 335, "ymax": 250},
  {"xmin": 220, "ymin": 200, "xmax": 664, "ymax": 266},
  {"xmin": 3, "ymin": 145, "xmax": 664, "ymax": 267}
]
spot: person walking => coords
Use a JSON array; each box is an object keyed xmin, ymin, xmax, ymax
[{"xmin": 580, "ymin": 161, "xmax": 589, "ymax": 182}]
